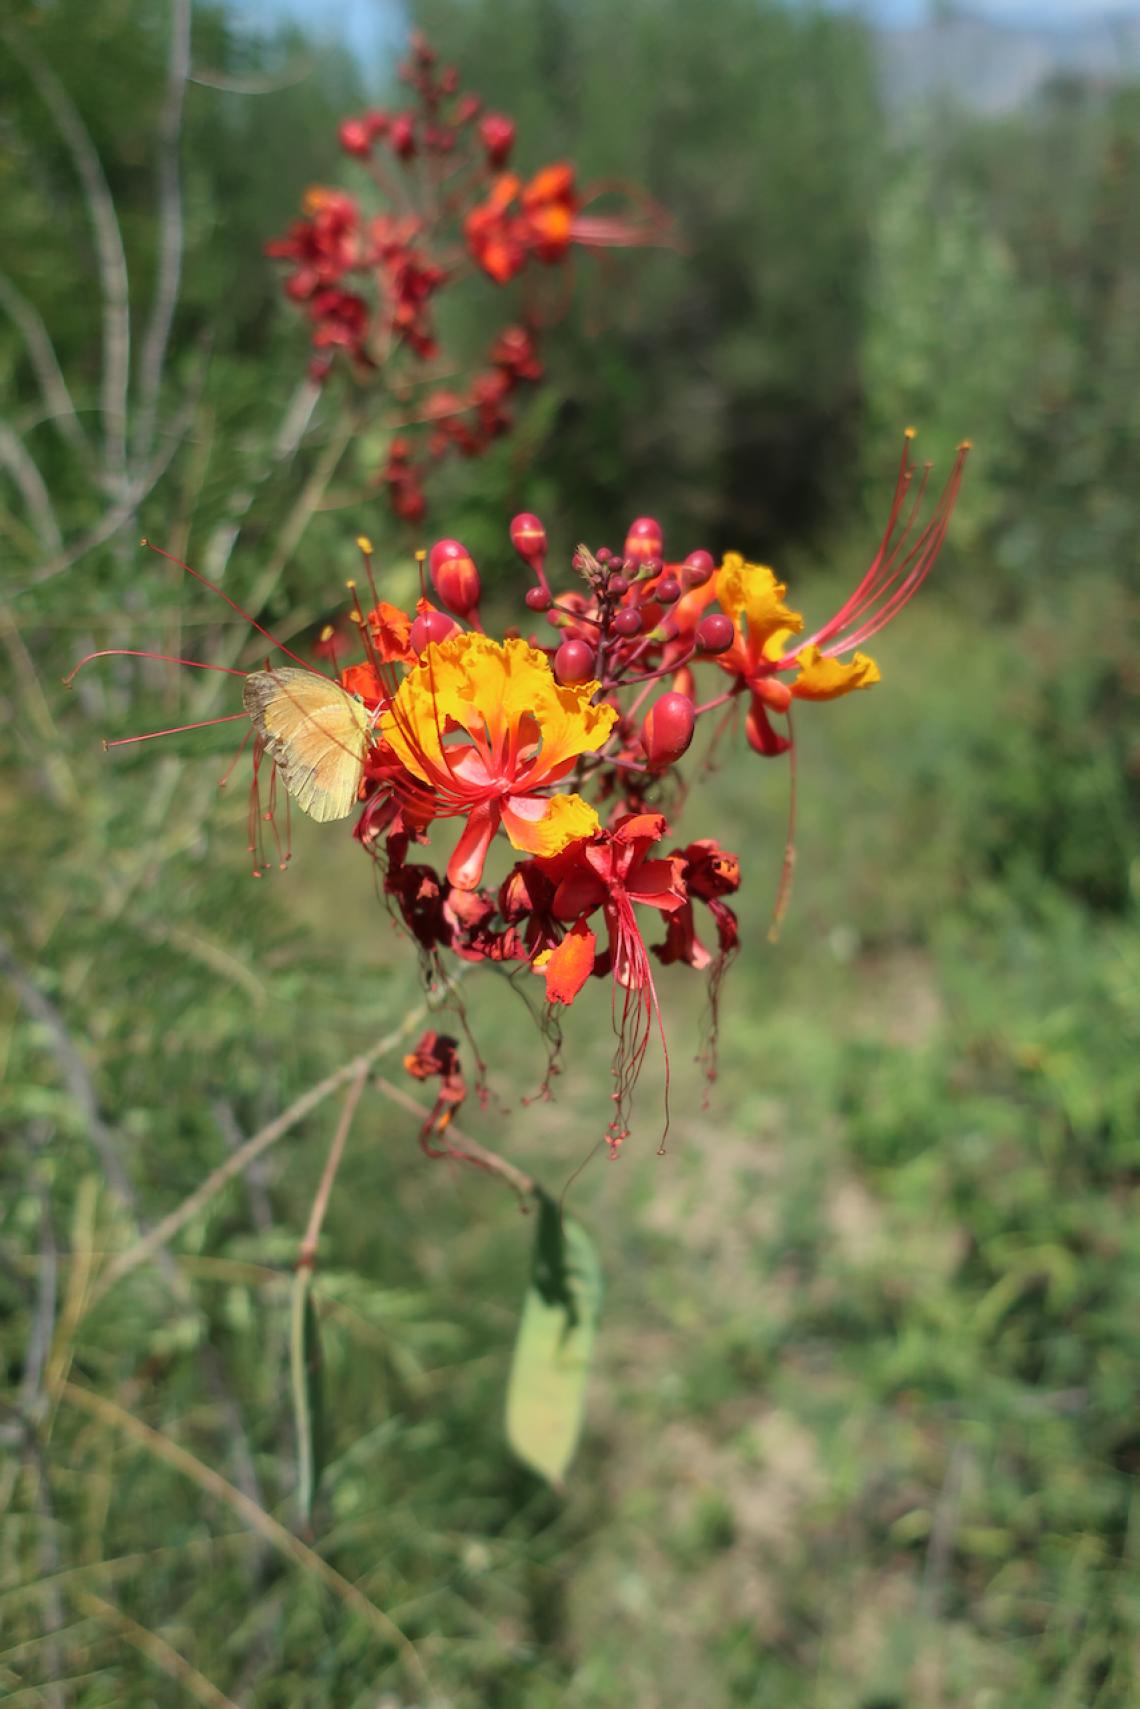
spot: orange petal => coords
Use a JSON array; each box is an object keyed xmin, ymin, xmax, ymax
[{"xmin": 539, "ymin": 920, "xmax": 597, "ymax": 1005}]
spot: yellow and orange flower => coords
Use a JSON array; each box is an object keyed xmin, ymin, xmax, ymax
[{"xmin": 381, "ymin": 632, "xmax": 616, "ymax": 888}]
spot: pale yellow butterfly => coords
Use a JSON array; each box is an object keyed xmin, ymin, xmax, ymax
[{"xmin": 242, "ymin": 667, "xmax": 372, "ymax": 823}]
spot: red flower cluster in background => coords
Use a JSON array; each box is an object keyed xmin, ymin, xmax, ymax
[{"xmin": 266, "ymin": 31, "xmax": 670, "ymax": 521}]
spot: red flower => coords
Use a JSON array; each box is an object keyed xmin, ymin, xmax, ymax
[{"xmin": 538, "ymin": 813, "xmax": 686, "ymax": 1153}]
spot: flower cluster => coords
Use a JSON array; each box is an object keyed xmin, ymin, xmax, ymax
[
  {"xmin": 75, "ymin": 435, "xmax": 967, "ymax": 1156},
  {"xmin": 340, "ymin": 433, "xmax": 969, "ymax": 1153},
  {"xmin": 266, "ymin": 30, "xmax": 669, "ymax": 522}
]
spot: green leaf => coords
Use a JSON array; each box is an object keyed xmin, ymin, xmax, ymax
[
  {"xmin": 290, "ymin": 1266, "xmax": 326, "ymax": 1528},
  {"xmin": 505, "ymin": 1190, "xmax": 602, "ymax": 1488}
]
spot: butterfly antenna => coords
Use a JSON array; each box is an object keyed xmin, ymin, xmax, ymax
[{"xmin": 140, "ymin": 539, "xmax": 316, "ymax": 673}]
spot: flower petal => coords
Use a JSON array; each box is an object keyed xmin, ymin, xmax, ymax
[
  {"xmin": 716, "ymin": 554, "xmax": 804, "ymax": 650},
  {"xmin": 538, "ymin": 920, "xmax": 597, "ymax": 1005},
  {"xmin": 789, "ymin": 645, "xmax": 881, "ymax": 701},
  {"xmin": 501, "ymin": 791, "xmax": 600, "ymax": 859},
  {"xmin": 447, "ymin": 802, "xmax": 500, "ymax": 890}
]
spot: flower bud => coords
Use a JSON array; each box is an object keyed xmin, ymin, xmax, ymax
[
  {"xmin": 510, "ymin": 512, "xmax": 547, "ymax": 567},
  {"xmin": 696, "ymin": 612, "xmax": 734, "ymax": 654},
  {"xmin": 428, "ymin": 538, "xmax": 481, "ymax": 617},
  {"xmin": 525, "ymin": 585, "xmax": 552, "ymax": 612},
  {"xmin": 389, "ymin": 114, "xmax": 416, "ymax": 159},
  {"xmin": 624, "ymin": 516, "xmax": 664, "ymax": 564},
  {"xmin": 411, "ymin": 608, "xmax": 458, "ymax": 653},
  {"xmin": 608, "ymin": 573, "xmax": 629, "ymax": 596},
  {"xmin": 479, "ymin": 112, "xmax": 516, "ymax": 169},
  {"xmin": 641, "ymin": 692, "xmax": 695, "ymax": 769},
  {"xmin": 554, "ymin": 639, "xmax": 596, "ymax": 684},
  {"xmin": 339, "ymin": 117, "xmax": 373, "ymax": 158},
  {"xmin": 612, "ymin": 606, "xmax": 642, "ymax": 638},
  {"xmin": 654, "ymin": 577, "xmax": 681, "ymax": 605},
  {"xmin": 682, "ymin": 549, "xmax": 715, "ymax": 589}
]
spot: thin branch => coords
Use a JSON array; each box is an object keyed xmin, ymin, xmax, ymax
[
  {"xmin": 134, "ymin": 0, "xmax": 192, "ymax": 468},
  {"xmin": 298, "ymin": 1063, "xmax": 369, "ymax": 1267},
  {"xmin": 3, "ymin": 27, "xmax": 131, "ymax": 491},
  {"xmin": 13, "ymin": 382, "xmax": 199, "ymax": 593},
  {"xmin": 0, "ymin": 424, "xmax": 63, "ymax": 554},
  {"xmin": 0, "ymin": 939, "xmax": 266, "ymax": 1513},
  {"xmin": 0, "ymin": 270, "xmax": 89, "ymax": 456},
  {"xmin": 194, "ymin": 406, "xmax": 361, "ymax": 706},
  {"xmin": 59, "ymin": 1382, "xmax": 439, "ymax": 1704},
  {"xmin": 373, "ymin": 1076, "xmax": 536, "ymax": 1203},
  {"xmin": 86, "ymin": 1002, "xmax": 433, "ymax": 1309},
  {"xmin": 0, "ymin": 938, "xmax": 133, "ymax": 1205},
  {"xmin": 77, "ymin": 1593, "xmax": 242, "ymax": 1709}
]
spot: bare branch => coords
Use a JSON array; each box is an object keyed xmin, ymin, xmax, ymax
[
  {"xmin": 0, "ymin": 424, "xmax": 63, "ymax": 555},
  {"xmin": 59, "ymin": 1383, "xmax": 439, "ymax": 1704},
  {"xmin": 13, "ymin": 381, "xmax": 200, "ymax": 594},
  {"xmin": 0, "ymin": 270, "xmax": 90, "ymax": 457},
  {"xmin": 3, "ymin": 26, "xmax": 131, "ymax": 490},
  {"xmin": 87, "ymin": 1001, "xmax": 433, "ymax": 1308},
  {"xmin": 134, "ymin": 0, "xmax": 192, "ymax": 468}
]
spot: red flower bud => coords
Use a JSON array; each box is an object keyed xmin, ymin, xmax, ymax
[
  {"xmin": 624, "ymin": 516, "xmax": 664, "ymax": 564},
  {"xmin": 612, "ymin": 606, "xmax": 642, "ymax": 638},
  {"xmin": 428, "ymin": 538, "xmax": 481, "ymax": 617},
  {"xmin": 510, "ymin": 511, "xmax": 547, "ymax": 566},
  {"xmin": 479, "ymin": 112, "xmax": 516, "ymax": 169},
  {"xmin": 682, "ymin": 549, "xmax": 715, "ymax": 589},
  {"xmin": 654, "ymin": 577, "xmax": 681, "ymax": 605},
  {"xmin": 339, "ymin": 117, "xmax": 373, "ymax": 158},
  {"xmin": 525, "ymin": 585, "xmax": 552, "ymax": 612},
  {"xmin": 554, "ymin": 639, "xmax": 596, "ymax": 683},
  {"xmin": 411, "ymin": 608, "xmax": 459, "ymax": 653},
  {"xmin": 642, "ymin": 692, "xmax": 696, "ymax": 768},
  {"xmin": 696, "ymin": 612, "xmax": 734, "ymax": 654},
  {"xmin": 389, "ymin": 114, "xmax": 416, "ymax": 159}
]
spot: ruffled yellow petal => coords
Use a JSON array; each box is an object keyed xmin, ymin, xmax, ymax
[
  {"xmin": 790, "ymin": 644, "xmax": 881, "ymax": 701},
  {"xmin": 501, "ymin": 791, "xmax": 599, "ymax": 858},
  {"xmin": 716, "ymin": 553, "xmax": 804, "ymax": 649},
  {"xmin": 381, "ymin": 632, "xmax": 616, "ymax": 785},
  {"xmin": 762, "ymin": 624, "xmax": 798, "ymax": 664}
]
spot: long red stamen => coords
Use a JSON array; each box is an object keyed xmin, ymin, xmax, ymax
[{"xmin": 767, "ymin": 707, "xmax": 798, "ymax": 943}]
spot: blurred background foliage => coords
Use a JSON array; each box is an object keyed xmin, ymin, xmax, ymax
[{"xmin": 1, "ymin": 0, "xmax": 1138, "ymax": 1705}]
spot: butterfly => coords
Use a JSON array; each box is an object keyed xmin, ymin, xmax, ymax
[{"xmin": 242, "ymin": 667, "xmax": 373, "ymax": 823}]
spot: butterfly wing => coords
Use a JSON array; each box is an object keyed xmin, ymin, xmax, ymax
[{"xmin": 243, "ymin": 668, "xmax": 369, "ymax": 823}]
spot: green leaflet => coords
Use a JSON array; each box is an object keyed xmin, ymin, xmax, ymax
[{"xmin": 505, "ymin": 1190, "xmax": 602, "ymax": 1488}]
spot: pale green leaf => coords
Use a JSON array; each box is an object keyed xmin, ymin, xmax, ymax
[{"xmin": 505, "ymin": 1190, "xmax": 601, "ymax": 1488}]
